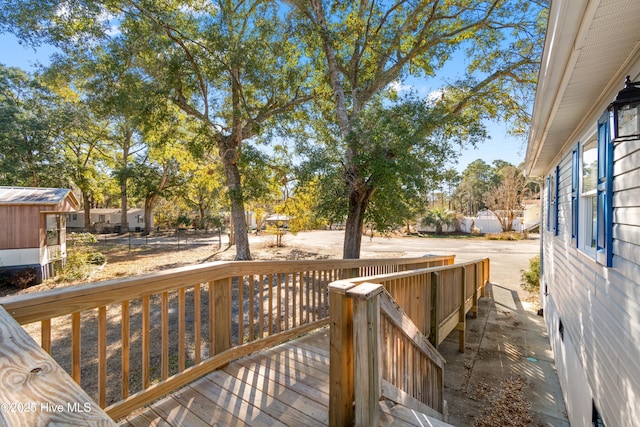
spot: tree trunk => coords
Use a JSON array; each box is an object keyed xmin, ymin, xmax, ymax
[
  {"xmin": 120, "ymin": 181, "xmax": 128, "ymax": 234},
  {"xmin": 199, "ymin": 205, "xmax": 206, "ymax": 230},
  {"xmin": 83, "ymin": 192, "xmax": 91, "ymax": 231},
  {"xmin": 143, "ymin": 195, "xmax": 156, "ymax": 235},
  {"xmin": 221, "ymin": 148, "xmax": 251, "ymax": 260},
  {"xmin": 343, "ymin": 185, "xmax": 373, "ymax": 259}
]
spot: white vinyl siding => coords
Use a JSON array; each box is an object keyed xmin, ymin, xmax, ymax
[{"xmin": 542, "ymin": 136, "xmax": 640, "ymax": 427}]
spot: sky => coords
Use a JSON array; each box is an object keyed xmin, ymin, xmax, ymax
[{"xmin": 0, "ymin": 32, "xmax": 528, "ymax": 173}]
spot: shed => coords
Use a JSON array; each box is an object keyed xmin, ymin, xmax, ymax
[{"xmin": 0, "ymin": 187, "xmax": 80, "ymax": 285}]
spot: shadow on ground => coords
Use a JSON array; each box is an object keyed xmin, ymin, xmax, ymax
[{"xmin": 439, "ymin": 282, "xmax": 569, "ymax": 427}]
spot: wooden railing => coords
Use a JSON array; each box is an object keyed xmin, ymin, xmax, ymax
[
  {"xmin": 0, "ymin": 255, "xmax": 453, "ymax": 421},
  {"xmin": 0, "ymin": 305, "xmax": 116, "ymax": 426},
  {"xmin": 328, "ymin": 258, "xmax": 489, "ymax": 426},
  {"xmin": 349, "ymin": 283, "xmax": 446, "ymax": 426}
]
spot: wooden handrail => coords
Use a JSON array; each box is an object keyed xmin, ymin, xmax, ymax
[
  {"xmin": 0, "ymin": 306, "xmax": 115, "ymax": 426},
  {"xmin": 348, "ymin": 283, "xmax": 447, "ymax": 425},
  {"xmin": 0, "ymin": 255, "xmax": 454, "ymax": 421},
  {"xmin": 328, "ymin": 257, "xmax": 489, "ymax": 426},
  {"xmin": 0, "ymin": 256, "xmax": 454, "ymax": 324}
]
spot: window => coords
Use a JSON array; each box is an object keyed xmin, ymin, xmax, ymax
[
  {"xmin": 547, "ymin": 174, "xmax": 556, "ymax": 233},
  {"xmin": 581, "ymin": 139, "xmax": 598, "ymax": 252},
  {"xmin": 571, "ymin": 146, "xmax": 579, "ymax": 245},
  {"xmin": 596, "ymin": 114, "xmax": 613, "ymax": 267},
  {"xmin": 46, "ymin": 214, "xmax": 61, "ymax": 246},
  {"xmin": 71, "ymin": 213, "xmax": 78, "ymax": 221},
  {"xmin": 99, "ymin": 214, "xmax": 106, "ymax": 223}
]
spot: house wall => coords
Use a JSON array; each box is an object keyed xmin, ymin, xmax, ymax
[
  {"xmin": 0, "ymin": 198, "xmax": 75, "ymax": 284},
  {"xmin": 541, "ymin": 127, "xmax": 640, "ymax": 426},
  {"xmin": 0, "ymin": 205, "xmax": 42, "ymax": 249},
  {"xmin": 67, "ymin": 209, "xmax": 152, "ymax": 231}
]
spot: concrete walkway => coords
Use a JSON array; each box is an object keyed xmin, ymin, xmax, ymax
[{"xmin": 437, "ymin": 247, "xmax": 569, "ymax": 426}]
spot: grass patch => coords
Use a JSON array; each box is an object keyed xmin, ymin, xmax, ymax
[{"xmin": 486, "ymin": 232, "xmax": 526, "ymax": 241}]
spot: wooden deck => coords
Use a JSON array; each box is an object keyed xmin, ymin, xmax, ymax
[{"xmin": 117, "ymin": 327, "xmax": 447, "ymax": 427}]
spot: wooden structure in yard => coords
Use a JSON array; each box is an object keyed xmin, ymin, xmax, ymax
[
  {"xmin": 0, "ymin": 187, "xmax": 80, "ymax": 284},
  {"xmin": 0, "ymin": 254, "xmax": 488, "ymax": 426}
]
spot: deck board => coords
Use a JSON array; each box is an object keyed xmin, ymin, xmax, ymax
[
  {"xmin": 119, "ymin": 327, "xmax": 438, "ymax": 426},
  {"xmin": 121, "ymin": 328, "xmax": 330, "ymax": 427}
]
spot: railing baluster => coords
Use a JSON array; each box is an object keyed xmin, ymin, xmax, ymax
[
  {"xmin": 305, "ymin": 271, "xmax": 312, "ymax": 323},
  {"xmin": 248, "ymin": 275, "xmax": 255, "ymax": 341},
  {"xmin": 194, "ymin": 284, "xmax": 201, "ymax": 364},
  {"xmin": 41, "ymin": 318, "xmax": 51, "ymax": 354},
  {"xmin": 142, "ymin": 295, "xmax": 150, "ymax": 389},
  {"xmin": 162, "ymin": 291, "xmax": 169, "ymax": 379},
  {"xmin": 209, "ymin": 281, "xmax": 215, "ymax": 354},
  {"xmin": 284, "ymin": 272, "xmax": 290, "ymax": 331},
  {"xmin": 238, "ymin": 275, "xmax": 244, "ymax": 344},
  {"xmin": 258, "ymin": 274, "xmax": 264, "ymax": 338},
  {"xmin": 276, "ymin": 272, "xmax": 281, "ymax": 333},
  {"xmin": 98, "ymin": 306, "xmax": 107, "ymax": 407},
  {"xmin": 292, "ymin": 272, "xmax": 297, "ymax": 329},
  {"xmin": 178, "ymin": 287, "xmax": 185, "ymax": 371},
  {"xmin": 268, "ymin": 274, "xmax": 274, "ymax": 335},
  {"xmin": 71, "ymin": 312, "xmax": 81, "ymax": 384},
  {"xmin": 121, "ymin": 301, "xmax": 130, "ymax": 399}
]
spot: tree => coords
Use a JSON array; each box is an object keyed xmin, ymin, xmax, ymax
[
  {"xmin": 456, "ymin": 159, "xmax": 493, "ymax": 216},
  {"xmin": 290, "ymin": 0, "xmax": 547, "ymax": 258},
  {"xmin": 484, "ymin": 164, "xmax": 525, "ymax": 231},
  {"xmin": 41, "ymin": 62, "xmax": 112, "ymax": 229},
  {"xmin": 421, "ymin": 207, "xmax": 457, "ymax": 235},
  {"xmin": 1, "ymin": 0, "xmax": 312, "ymax": 260},
  {"xmin": 279, "ymin": 176, "xmax": 328, "ymax": 233},
  {"xmin": 0, "ymin": 64, "xmax": 68, "ymax": 186}
]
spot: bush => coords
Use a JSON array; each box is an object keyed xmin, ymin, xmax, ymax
[
  {"xmin": 0, "ymin": 268, "xmax": 38, "ymax": 289},
  {"xmin": 486, "ymin": 232, "xmax": 525, "ymax": 241},
  {"xmin": 520, "ymin": 255, "xmax": 540, "ymax": 293},
  {"xmin": 87, "ymin": 252, "xmax": 106, "ymax": 265},
  {"xmin": 67, "ymin": 232, "xmax": 98, "ymax": 245},
  {"xmin": 56, "ymin": 249, "xmax": 106, "ymax": 282}
]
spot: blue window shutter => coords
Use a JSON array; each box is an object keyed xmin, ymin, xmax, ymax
[
  {"xmin": 571, "ymin": 146, "xmax": 579, "ymax": 245},
  {"xmin": 547, "ymin": 176, "xmax": 552, "ymax": 232},
  {"xmin": 596, "ymin": 114, "xmax": 613, "ymax": 266},
  {"xmin": 555, "ymin": 166, "xmax": 560, "ymax": 235}
]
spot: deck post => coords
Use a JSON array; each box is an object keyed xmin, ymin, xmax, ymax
[
  {"xmin": 329, "ymin": 281, "xmax": 357, "ymax": 427},
  {"xmin": 213, "ymin": 277, "xmax": 232, "ymax": 355},
  {"xmin": 472, "ymin": 262, "xmax": 479, "ymax": 318},
  {"xmin": 458, "ymin": 266, "xmax": 467, "ymax": 353},
  {"xmin": 429, "ymin": 272, "xmax": 440, "ymax": 347},
  {"xmin": 349, "ymin": 283, "xmax": 383, "ymax": 427}
]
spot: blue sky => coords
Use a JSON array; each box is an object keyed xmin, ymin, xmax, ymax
[{"xmin": 0, "ymin": 32, "xmax": 528, "ymax": 173}]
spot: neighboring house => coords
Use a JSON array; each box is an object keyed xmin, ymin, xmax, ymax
[
  {"xmin": 0, "ymin": 186, "xmax": 80, "ymax": 284},
  {"xmin": 264, "ymin": 214, "xmax": 290, "ymax": 228},
  {"xmin": 525, "ymin": 1, "xmax": 640, "ymax": 425},
  {"xmin": 66, "ymin": 208, "xmax": 151, "ymax": 232},
  {"xmin": 522, "ymin": 198, "xmax": 541, "ymax": 232}
]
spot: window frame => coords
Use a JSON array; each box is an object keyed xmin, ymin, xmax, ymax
[
  {"xmin": 547, "ymin": 174, "xmax": 556, "ymax": 234},
  {"xmin": 579, "ymin": 136, "xmax": 598, "ymax": 257},
  {"xmin": 571, "ymin": 145, "xmax": 580, "ymax": 245}
]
